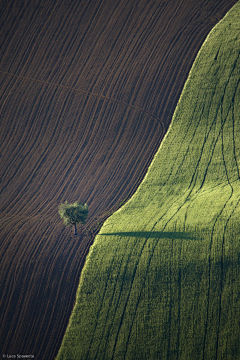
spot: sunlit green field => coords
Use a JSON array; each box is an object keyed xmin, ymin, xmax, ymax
[{"xmin": 57, "ymin": 2, "xmax": 240, "ymax": 359}]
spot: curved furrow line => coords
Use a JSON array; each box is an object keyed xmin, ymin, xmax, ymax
[
  {"xmin": 202, "ymin": 194, "xmax": 234, "ymax": 359},
  {"xmin": 2, "ymin": 2, "xmax": 62, "ymax": 77},
  {"xmin": 0, "ymin": 219, "xmax": 38, "ymax": 327},
  {"xmin": 90, "ymin": 1, "xmax": 166, "ymax": 101},
  {"xmin": 89, "ymin": 3, "xmax": 146, "ymax": 98},
  {"xmin": 93, "ymin": 234, "xmax": 155, "ymax": 359},
  {"xmin": 100, "ymin": 191, "xmax": 182, "ymax": 357},
  {"xmin": 3, "ymin": 100, "xmax": 66, "ymax": 190},
  {"xmin": 0, "ymin": 3, "xmax": 54, "ymax": 77},
  {"xmin": 75, "ymin": 2, "xmax": 155, "ymax": 88},
  {"xmin": 147, "ymin": 34, "xmax": 198, "ymax": 116},
  {"xmin": 0, "ymin": 82, "xmax": 61, "ymax": 190},
  {"xmin": 19, "ymin": 3, "xmax": 84, "ymax": 80},
  {"xmin": 153, "ymin": 47, "xmax": 238, "ymax": 216},
  {"xmin": 1, "ymin": 222, "xmax": 78, "ymax": 356},
  {"xmin": 83, "ymin": 114, "xmax": 162, "ymax": 218},
  {"xmin": 0, "ymin": 77, "xmax": 19, "ymax": 139},
  {"xmin": 189, "ymin": 86, "xmax": 235, "ymax": 196},
  {"xmin": 109, "ymin": 211, "xmax": 178, "ymax": 358},
  {"xmin": 135, "ymin": 97, "xmax": 214, "ymax": 228},
  {"xmin": 117, "ymin": 224, "xmax": 174, "ymax": 358},
  {"xmin": 0, "ymin": 88, "xmax": 101, "ymax": 212},
  {"xmin": 0, "ymin": 69, "xmax": 165, "ymax": 131},
  {"xmin": 1, "ymin": 88, "xmax": 163, "ymax": 218},
  {"xmin": 66, "ymin": 1, "xmax": 139, "ymax": 92},
  {"xmin": 0, "ymin": 218, "xmax": 33, "ymax": 273},
  {"xmin": 94, "ymin": 3, "xmax": 156, "ymax": 100},
  {"xmin": 74, "ymin": 0, "xmax": 133, "ymax": 89},
  {"xmin": 232, "ymin": 103, "xmax": 240, "ymax": 180},
  {"xmin": 214, "ymin": 196, "xmax": 240, "ymax": 358},
  {"xmin": 122, "ymin": 5, "xmax": 199, "ymax": 113},
  {"xmin": 109, "ymin": 234, "xmax": 155, "ymax": 360},
  {"xmin": 215, "ymin": 211, "xmax": 237, "ymax": 358},
  {"xmin": 154, "ymin": 94, "xmax": 203, "ymax": 190},
  {"xmin": 28, "ymin": 235, "xmax": 77, "ymax": 345},
  {"xmin": 213, "ymin": 96, "xmax": 237, "ymax": 358},
  {"xmin": 51, "ymin": 1, "xmax": 117, "ymax": 86},
  {"xmin": 84, "ymin": 239, "xmax": 132, "ymax": 360},
  {"xmin": 124, "ymin": 0, "xmax": 187, "ymax": 109},
  {"xmin": 0, "ymin": 2, "xmax": 31, "ymax": 57},
  {"xmin": 64, "ymin": 106, "xmax": 161, "ymax": 200},
  {"xmin": 145, "ymin": 20, "xmax": 221, "ymax": 117}
]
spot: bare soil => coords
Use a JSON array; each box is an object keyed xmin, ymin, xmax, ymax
[{"xmin": 0, "ymin": 0, "xmax": 237, "ymax": 358}]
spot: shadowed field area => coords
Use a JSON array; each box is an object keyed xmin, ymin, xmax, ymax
[
  {"xmin": 56, "ymin": 3, "xmax": 240, "ymax": 359},
  {"xmin": 0, "ymin": 0, "xmax": 237, "ymax": 358}
]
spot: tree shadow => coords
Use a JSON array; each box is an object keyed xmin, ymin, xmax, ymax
[{"xmin": 99, "ymin": 231, "xmax": 196, "ymax": 240}]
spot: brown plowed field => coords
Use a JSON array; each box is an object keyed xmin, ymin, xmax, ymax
[{"xmin": 0, "ymin": 0, "xmax": 237, "ymax": 358}]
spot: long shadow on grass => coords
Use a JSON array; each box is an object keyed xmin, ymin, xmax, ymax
[{"xmin": 99, "ymin": 231, "xmax": 196, "ymax": 240}]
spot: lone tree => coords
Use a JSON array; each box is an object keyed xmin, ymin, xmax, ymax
[{"xmin": 58, "ymin": 201, "xmax": 88, "ymax": 235}]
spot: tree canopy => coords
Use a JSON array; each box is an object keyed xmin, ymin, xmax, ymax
[{"xmin": 58, "ymin": 201, "xmax": 88, "ymax": 235}]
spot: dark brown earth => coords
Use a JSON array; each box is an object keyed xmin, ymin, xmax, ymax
[{"xmin": 0, "ymin": 0, "xmax": 238, "ymax": 359}]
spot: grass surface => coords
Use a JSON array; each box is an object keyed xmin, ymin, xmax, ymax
[{"xmin": 57, "ymin": 2, "xmax": 240, "ymax": 359}]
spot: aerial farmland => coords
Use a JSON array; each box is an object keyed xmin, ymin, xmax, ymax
[{"xmin": 0, "ymin": 0, "xmax": 239, "ymax": 359}]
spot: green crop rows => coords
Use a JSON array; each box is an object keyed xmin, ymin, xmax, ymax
[{"xmin": 57, "ymin": 2, "xmax": 240, "ymax": 359}]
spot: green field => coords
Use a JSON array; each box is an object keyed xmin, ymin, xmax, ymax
[{"xmin": 57, "ymin": 2, "xmax": 240, "ymax": 359}]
